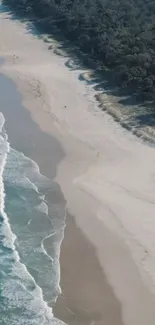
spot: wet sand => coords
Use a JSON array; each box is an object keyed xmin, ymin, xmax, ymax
[
  {"xmin": 54, "ymin": 215, "xmax": 123, "ymax": 325},
  {"xmin": 0, "ymin": 73, "xmax": 124, "ymax": 325},
  {"xmin": 2, "ymin": 71, "xmax": 155, "ymax": 325},
  {"xmin": 1, "ymin": 6, "xmax": 155, "ymax": 325}
]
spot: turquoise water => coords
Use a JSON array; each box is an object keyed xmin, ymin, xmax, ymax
[{"xmin": 0, "ymin": 102, "xmax": 66, "ymax": 324}]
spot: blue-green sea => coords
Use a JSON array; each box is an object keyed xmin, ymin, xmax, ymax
[{"xmin": 0, "ymin": 112, "xmax": 66, "ymax": 325}]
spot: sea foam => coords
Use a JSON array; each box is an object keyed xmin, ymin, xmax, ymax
[{"xmin": 0, "ymin": 112, "xmax": 66, "ymax": 325}]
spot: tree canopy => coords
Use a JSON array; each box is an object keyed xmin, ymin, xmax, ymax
[{"xmin": 3, "ymin": 0, "xmax": 155, "ymax": 103}]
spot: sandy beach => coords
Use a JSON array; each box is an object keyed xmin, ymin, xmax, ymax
[
  {"xmin": 0, "ymin": 72, "xmax": 123, "ymax": 325},
  {"xmin": 1, "ymin": 3, "xmax": 155, "ymax": 325}
]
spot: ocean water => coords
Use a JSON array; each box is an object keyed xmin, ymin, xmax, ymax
[{"xmin": 0, "ymin": 112, "xmax": 66, "ymax": 325}]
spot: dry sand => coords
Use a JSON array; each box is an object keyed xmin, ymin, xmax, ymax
[
  {"xmin": 0, "ymin": 72, "xmax": 123, "ymax": 325},
  {"xmin": 1, "ymin": 4, "xmax": 155, "ymax": 325}
]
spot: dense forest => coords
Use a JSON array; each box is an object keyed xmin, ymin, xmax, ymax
[{"xmin": 3, "ymin": 0, "xmax": 155, "ymax": 103}]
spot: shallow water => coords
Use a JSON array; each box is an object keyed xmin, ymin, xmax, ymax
[{"xmin": 0, "ymin": 72, "xmax": 67, "ymax": 324}]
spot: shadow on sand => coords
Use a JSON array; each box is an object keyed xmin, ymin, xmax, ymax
[{"xmin": 1, "ymin": 1, "xmax": 155, "ymax": 139}]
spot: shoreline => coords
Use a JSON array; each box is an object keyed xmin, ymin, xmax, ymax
[
  {"xmin": 1, "ymin": 6, "xmax": 155, "ymax": 325},
  {"xmin": 54, "ymin": 214, "xmax": 124, "ymax": 325},
  {"xmin": 0, "ymin": 74, "xmax": 124, "ymax": 325}
]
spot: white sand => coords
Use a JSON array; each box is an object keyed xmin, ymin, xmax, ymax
[{"xmin": 1, "ymin": 5, "xmax": 155, "ymax": 324}]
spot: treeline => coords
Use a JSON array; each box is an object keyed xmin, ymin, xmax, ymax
[{"xmin": 3, "ymin": 0, "xmax": 155, "ymax": 102}]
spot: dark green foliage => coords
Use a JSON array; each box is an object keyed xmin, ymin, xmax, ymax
[{"xmin": 3, "ymin": 0, "xmax": 155, "ymax": 102}]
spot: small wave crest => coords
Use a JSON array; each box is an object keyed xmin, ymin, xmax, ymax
[{"xmin": 0, "ymin": 112, "xmax": 66, "ymax": 325}]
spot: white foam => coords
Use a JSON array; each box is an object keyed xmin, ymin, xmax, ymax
[
  {"xmin": 0, "ymin": 113, "xmax": 65, "ymax": 325},
  {"xmin": 41, "ymin": 232, "xmax": 56, "ymax": 261},
  {"xmin": 0, "ymin": 112, "xmax": 6, "ymax": 131},
  {"xmin": 5, "ymin": 148, "xmax": 52, "ymax": 191},
  {"xmin": 37, "ymin": 201, "xmax": 49, "ymax": 215}
]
